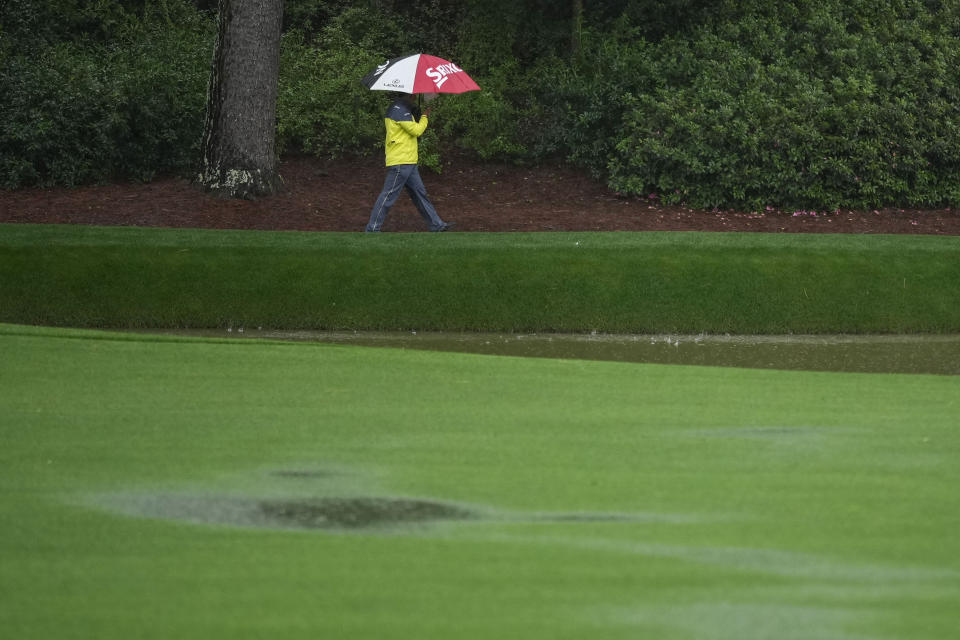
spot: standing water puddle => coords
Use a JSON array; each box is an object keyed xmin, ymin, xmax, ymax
[{"xmin": 136, "ymin": 330, "xmax": 960, "ymax": 375}]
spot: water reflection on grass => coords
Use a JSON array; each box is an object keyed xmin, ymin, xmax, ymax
[{"xmin": 144, "ymin": 329, "xmax": 960, "ymax": 375}]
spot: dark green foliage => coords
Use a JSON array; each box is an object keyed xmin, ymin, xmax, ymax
[
  {"xmin": 111, "ymin": 21, "xmax": 212, "ymax": 182},
  {"xmin": 0, "ymin": 1, "xmax": 212, "ymax": 187},
  {"xmin": 604, "ymin": 2, "xmax": 960, "ymax": 210},
  {"xmin": 3, "ymin": 0, "xmax": 960, "ymax": 210},
  {"xmin": 277, "ymin": 27, "xmax": 384, "ymax": 159},
  {"xmin": 1, "ymin": 0, "xmax": 136, "ymax": 51},
  {"xmin": 444, "ymin": 0, "xmax": 960, "ymax": 210},
  {"xmin": 1, "ymin": 46, "xmax": 118, "ymax": 187}
]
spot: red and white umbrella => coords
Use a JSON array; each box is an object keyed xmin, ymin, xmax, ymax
[{"xmin": 361, "ymin": 53, "xmax": 480, "ymax": 94}]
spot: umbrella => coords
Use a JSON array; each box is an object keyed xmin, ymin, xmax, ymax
[{"xmin": 361, "ymin": 53, "xmax": 480, "ymax": 95}]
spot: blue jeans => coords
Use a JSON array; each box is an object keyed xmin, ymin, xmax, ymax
[{"xmin": 366, "ymin": 164, "xmax": 446, "ymax": 232}]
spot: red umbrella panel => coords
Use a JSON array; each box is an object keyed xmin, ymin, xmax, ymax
[{"xmin": 361, "ymin": 53, "xmax": 480, "ymax": 94}]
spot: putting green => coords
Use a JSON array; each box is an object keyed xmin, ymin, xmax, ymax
[{"xmin": 1, "ymin": 324, "xmax": 958, "ymax": 639}]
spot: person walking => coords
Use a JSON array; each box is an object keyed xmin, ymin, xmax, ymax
[{"xmin": 365, "ymin": 94, "xmax": 453, "ymax": 232}]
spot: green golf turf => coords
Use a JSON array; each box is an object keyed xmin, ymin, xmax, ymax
[
  {"xmin": 3, "ymin": 223, "xmax": 959, "ymax": 332},
  {"xmin": 1, "ymin": 323, "xmax": 957, "ymax": 639}
]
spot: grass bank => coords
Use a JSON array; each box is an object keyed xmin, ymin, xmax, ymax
[
  {"xmin": 2, "ymin": 223, "xmax": 959, "ymax": 333},
  {"xmin": 1, "ymin": 324, "xmax": 958, "ymax": 639}
]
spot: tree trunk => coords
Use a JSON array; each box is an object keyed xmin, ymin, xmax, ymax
[
  {"xmin": 197, "ymin": 0, "xmax": 284, "ymax": 199},
  {"xmin": 571, "ymin": 0, "xmax": 583, "ymax": 55}
]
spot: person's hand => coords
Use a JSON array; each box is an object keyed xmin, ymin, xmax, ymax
[{"xmin": 423, "ymin": 107, "xmax": 432, "ymax": 119}]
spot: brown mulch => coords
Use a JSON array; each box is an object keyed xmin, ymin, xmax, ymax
[{"xmin": 2, "ymin": 153, "xmax": 958, "ymax": 234}]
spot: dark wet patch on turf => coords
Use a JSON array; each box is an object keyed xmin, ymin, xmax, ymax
[
  {"xmin": 93, "ymin": 490, "xmax": 700, "ymax": 532},
  {"xmin": 95, "ymin": 493, "xmax": 478, "ymax": 533},
  {"xmin": 258, "ymin": 497, "xmax": 476, "ymax": 529}
]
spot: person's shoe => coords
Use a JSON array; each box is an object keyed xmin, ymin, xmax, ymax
[{"xmin": 434, "ymin": 222, "xmax": 456, "ymax": 232}]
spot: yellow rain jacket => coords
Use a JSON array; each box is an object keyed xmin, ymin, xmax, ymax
[{"xmin": 383, "ymin": 99, "xmax": 428, "ymax": 166}]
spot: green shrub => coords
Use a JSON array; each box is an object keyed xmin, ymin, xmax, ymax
[
  {"xmin": 0, "ymin": 7, "xmax": 212, "ymax": 188},
  {"xmin": 276, "ymin": 27, "xmax": 384, "ymax": 159},
  {"xmin": 109, "ymin": 19, "xmax": 211, "ymax": 182},
  {"xmin": 525, "ymin": 24, "xmax": 658, "ymax": 173},
  {"xmin": 1, "ymin": 45, "xmax": 120, "ymax": 187},
  {"xmin": 605, "ymin": 3, "xmax": 960, "ymax": 210},
  {"xmin": 4, "ymin": 0, "xmax": 960, "ymax": 211},
  {"xmin": 0, "ymin": 0, "xmax": 137, "ymax": 51},
  {"xmin": 435, "ymin": 61, "xmax": 529, "ymax": 161}
]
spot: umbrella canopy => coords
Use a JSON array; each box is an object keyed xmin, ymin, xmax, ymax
[{"xmin": 361, "ymin": 53, "xmax": 480, "ymax": 94}]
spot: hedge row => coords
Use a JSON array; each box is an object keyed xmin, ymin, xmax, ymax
[{"xmin": 2, "ymin": 1, "xmax": 959, "ymax": 211}]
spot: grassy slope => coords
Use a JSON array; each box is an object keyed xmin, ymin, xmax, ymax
[
  {"xmin": 1, "ymin": 324, "xmax": 958, "ymax": 639},
  {"xmin": 2, "ymin": 223, "xmax": 959, "ymax": 332}
]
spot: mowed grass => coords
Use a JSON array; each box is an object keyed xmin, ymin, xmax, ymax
[
  {"xmin": 1, "ymin": 323, "xmax": 958, "ymax": 639},
  {"xmin": 2, "ymin": 223, "xmax": 960, "ymax": 332}
]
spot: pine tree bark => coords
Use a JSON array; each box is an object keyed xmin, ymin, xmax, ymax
[
  {"xmin": 571, "ymin": 0, "xmax": 583, "ymax": 55},
  {"xmin": 197, "ymin": 0, "xmax": 284, "ymax": 199}
]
